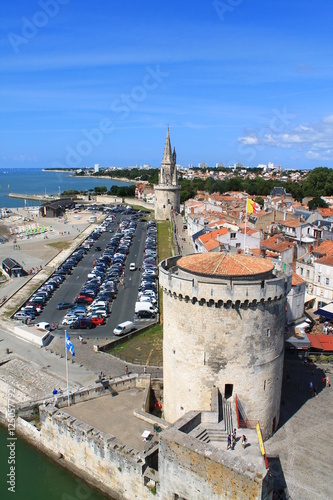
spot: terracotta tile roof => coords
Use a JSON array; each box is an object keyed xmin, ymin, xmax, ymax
[
  {"xmin": 292, "ymin": 273, "xmax": 305, "ymax": 286},
  {"xmin": 240, "ymin": 227, "xmax": 259, "ymax": 235},
  {"xmin": 315, "ymin": 255, "xmax": 333, "ymax": 266},
  {"xmin": 317, "ymin": 208, "xmax": 333, "ymax": 217},
  {"xmin": 315, "ymin": 240, "xmax": 333, "ymax": 257},
  {"xmin": 203, "ymin": 240, "xmax": 220, "ymax": 251},
  {"xmin": 207, "ymin": 219, "xmax": 227, "ymax": 228},
  {"xmin": 199, "ymin": 228, "xmax": 228, "ymax": 243},
  {"xmin": 177, "ymin": 253, "xmax": 274, "ymax": 278},
  {"xmin": 279, "ymin": 219, "xmax": 301, "ymax": 228}
]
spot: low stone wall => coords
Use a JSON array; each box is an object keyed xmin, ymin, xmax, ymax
[{"xmin": 16, "ymin": 374, "xmax": 143, "ymax": 421}]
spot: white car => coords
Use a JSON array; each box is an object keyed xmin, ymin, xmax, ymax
[
  {"xmin": 62, "ymin": 315, "xmax": 78, "ymax": 326},
  {"xmin": 86, "ymin": 309, "xmax": 108, "ymax": 318},
  {"xmin": 129, "ymin": 263, "xmax": 136, "ymax": 271}
]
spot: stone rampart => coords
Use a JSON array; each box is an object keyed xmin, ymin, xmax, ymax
[
  {"xmin": 158, "ymin": 412, "xmax": 272, "ymax": 499},
  {"xmin": 38, "ymin": 406, "xmax": 152, "ymax": 499}
]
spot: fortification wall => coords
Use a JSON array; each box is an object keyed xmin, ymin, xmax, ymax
[
  {"xmin": 159, "ymin": 421, "xmax": 272, "ymax": 499},
  {"xmin": 38, "ymin": 406, "xmax": 151, "ymax": 500}
]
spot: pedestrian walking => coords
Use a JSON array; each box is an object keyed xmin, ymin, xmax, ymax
[
  {"xmin": 125, "ymin": 365, "xmax": 129, "ymax": 375},
  {"xmin": 326, "ymin": 375, "xmax": 330, "ymax": 388},
  {"xmin": 144, "ymin": 366, "xmax": 147, "ymax": 374},
  {"xmin": 322, "ymin": 376, "xmax": 326, "ymax": 388},
  {"xmin": 233, "ymin": 428, "xmax": 237, "ymax": 440},
  {"xmin": 232, "ymin": 436, "xmax": 236, "ymax": 450},
  {"xmin": 227, "ymin": 433, "xmax": 231, "ymax": 450},
  {"xmin": 241, "ymin": 435, "xmax": 247, "ymax": 449}
]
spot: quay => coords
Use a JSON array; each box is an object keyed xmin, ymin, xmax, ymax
[{"xmin": 8, "ymin": 193, "xmax": 57, "ymax": 202}]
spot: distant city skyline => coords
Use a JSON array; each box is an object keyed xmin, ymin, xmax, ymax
[{"xmin": 1, "ymin": 1, "xmax": 332, "ymax": 170}]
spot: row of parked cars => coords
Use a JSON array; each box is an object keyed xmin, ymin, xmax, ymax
[
  {"xmin": 61, "ymin": 215, "xmax": 138, "ymax": 329},
  {"xmin": 135, "ymin": 220, "xmax": 159, "ymax": 319}
]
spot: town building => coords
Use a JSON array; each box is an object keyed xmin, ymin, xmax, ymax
[{"xmin": 40, "ymin": 198, "xmax": 76, "ymax": 218}]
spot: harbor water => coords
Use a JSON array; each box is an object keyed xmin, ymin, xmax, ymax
[{"xmin": 0, "ymin": 168, "xmax": 131, "ymax": 209}]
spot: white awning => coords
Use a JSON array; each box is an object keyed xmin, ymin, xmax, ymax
[{"xmin": 304, "ymin": 293, "xmax": 316, "ymax": 303}]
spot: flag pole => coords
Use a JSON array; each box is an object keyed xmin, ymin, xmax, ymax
[
  {"xmin": 244, "ymin": 198, "xmax": 248, "ymax": 254},
  {"xmin": 65, "ymin": 330, "xmax": 70, "ymax": 407}
]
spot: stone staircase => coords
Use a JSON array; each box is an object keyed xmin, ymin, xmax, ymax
[
  {"xmin": 189, "ymin": 397, "xmax": 234, "ymax": 446},
  {"xmin": 193, "ymin": 425, "xmax": 228, "ymax": 444}
]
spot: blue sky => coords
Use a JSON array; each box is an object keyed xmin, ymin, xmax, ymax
[{"xmin": 1, "ymin": 0, "xmax": 332, "ymax": 169}]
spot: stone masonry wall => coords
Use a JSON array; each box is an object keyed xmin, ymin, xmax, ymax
[
  {"xmin": 38, "ymin": 406, "xmax": 151, "ymax": 500},
  {"xmin": 158, "ymin": 427, "xmax": 271, "ymax": 499},
  {"xmin": 155, "ymin": 186, "xmax": 180, "ymax": 220},
  {"xmin": 161, "ymin": 260, "xmax": 290, "ymax": 440}
]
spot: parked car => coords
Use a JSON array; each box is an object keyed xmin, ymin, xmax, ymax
[
  {"xmin": 56, "ymin": 302, "xmax": 75, "ymax": 310},
  {"xmin": 135, "ymin": 309, "xmax": 156, "ymax": 319},
  {"xmin": 14, "ymin": 311, "xmax": 34, "ymax": 321},
  {"xmin": 113, "ymin": 321, "xmax": 135, "ymax": 336},
  {"xmin": 70, "ymin": 317, "xmax": 92, "ymax": 329},
  {"xmin": 90, "ymin": 315, "xmax": 106, "ymax": 326}
]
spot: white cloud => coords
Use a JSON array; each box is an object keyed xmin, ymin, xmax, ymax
[
  {"xmin": 237, "ymin": 114, "xmax": 333, "ymax": 160},
  {"xmin": 237, "ymin": 135, "xmax": 259, "ymax": 145}
]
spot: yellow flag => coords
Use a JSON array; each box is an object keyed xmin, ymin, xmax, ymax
[{"xmin": 247, "ymin": 198, "xmax": 260, "ymax": 214}]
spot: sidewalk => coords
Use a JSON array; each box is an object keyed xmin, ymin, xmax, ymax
[{"xmin": 172, "ymin": 212, "xmax": 194, "ymax": 256}]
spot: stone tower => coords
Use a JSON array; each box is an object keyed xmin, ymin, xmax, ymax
[
  {"xmin": 154, "ymin": 128, "xmax": 181, "ymax": 220},
  {"xmin": 159, "ymin": 253, "xmax": 292, "ymax": 440}
]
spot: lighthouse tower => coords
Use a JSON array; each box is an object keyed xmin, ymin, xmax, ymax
[{"xmin": 154, "ymin": 128, "xmax": 181, "ymax": 220}]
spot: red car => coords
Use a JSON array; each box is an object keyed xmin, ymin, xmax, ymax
[
  {"xmin": 26, "ymin": 301, "xmax": 43, "ymax": 313},
  {"xmin": 90, "ymin": 315, "xmax": 105, "ymax": 326},
  {"xmin": 75, "ymin": 295, "xmax": 93, "ymax": 304}
]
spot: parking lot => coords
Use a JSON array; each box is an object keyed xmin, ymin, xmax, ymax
[{"xmin": 13, "ymin": 207, "xmax": 159, "ymax": 340}]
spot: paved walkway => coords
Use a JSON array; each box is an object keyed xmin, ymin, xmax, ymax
[
  {"xmin": 265, "ymin": 358, "xmax": 333, "ymax": 500},
  {"xmin": 172, "ymin": 212, "xmax": 194, "ymax": 256}
]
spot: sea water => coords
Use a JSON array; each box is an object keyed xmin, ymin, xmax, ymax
[{"xmin": 0, "ymin": 168, "xmax": 131, "ymax": 209}]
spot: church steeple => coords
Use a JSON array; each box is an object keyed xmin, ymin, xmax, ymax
[{"xmin": 162, "ymin": 127, "xmax": 172, "ymax": 164}]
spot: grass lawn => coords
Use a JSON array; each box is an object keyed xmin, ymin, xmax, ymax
[
  {"xmin": 46, "ymin": 241, "xmax": 72, "ymax": 250},
  {"xmin": 108, "ymin": 323, "xmax": 163, "ymax": 366}
]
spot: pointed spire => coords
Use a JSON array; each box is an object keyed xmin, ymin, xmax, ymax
[
  {"xmin": 162, "ymin": 127, "xmax": 172, "ymax": 164},
  {"xmin": 173, "ymin": 147, "xmax": 176, "ymax": 164}
]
